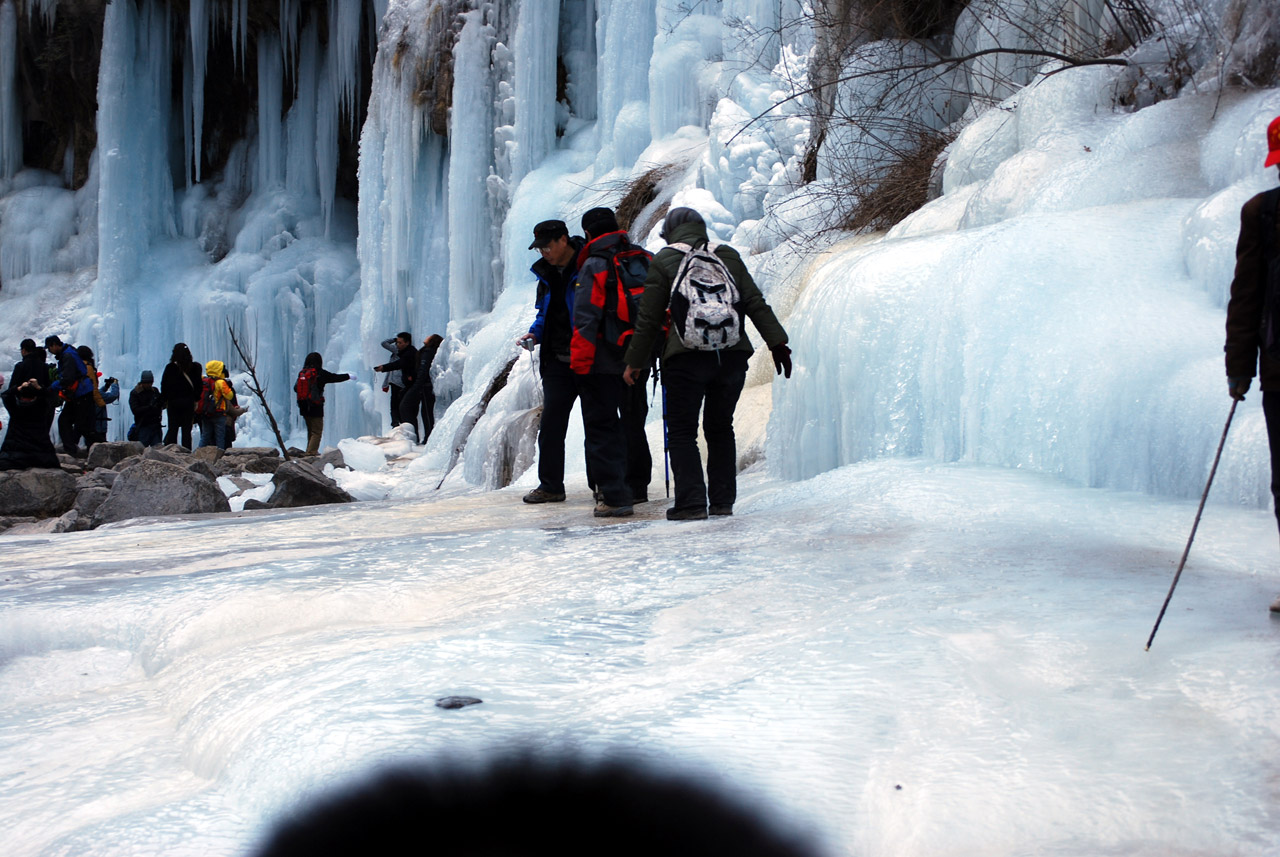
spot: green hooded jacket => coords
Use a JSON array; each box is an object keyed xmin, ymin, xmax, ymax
[{"xmin": 623, "ymin": 220, "xmax": 788, "ymax": 368}]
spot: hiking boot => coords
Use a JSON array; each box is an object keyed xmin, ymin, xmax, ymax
[
  {"xmin": 666, "ymin": 506, "xmax": 708, "ymax": 521},
  {"xmin": 594, "ymin": 502, "xmax": 634, "ymax": 518},
  {"xmin": 522, "ymin": 487, "xmax": 566, "ymax": 504},
  {"xmin": 1270, "ymin": 594, "xmax": 1280, "ymax": 614},
  {"xmin": 708, "ymin": 505, "xmax": 733, "ymax": 516}
]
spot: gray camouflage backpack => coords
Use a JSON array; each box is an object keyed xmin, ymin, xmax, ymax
[{"xmin": 667, "ymin": 242, "xmax": 741, "ymax": 351}]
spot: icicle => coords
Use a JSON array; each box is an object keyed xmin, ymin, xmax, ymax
[
  {"xmin": 0, "ymin": 0, "xmax": 20, "ymax": 180},
  {"xmin": 328, "ymin": 0, "xmax": 363, "ymax": 128},
  {"xmin": 447, "ymin": 10, "xmax": 496, "ymax": 316},
  {"xmin": 286, "ymin": 19, "xmax": 320, "ymax": 202},
  {"xmin": 189, "ymin": 0, "xmax": 209, "ymax": 183},
  {"xmin": 257, "ymin": 31, "xmax": 284, "ymax": 190},
  {"xmin": 280, "ymin": 0, "xmax": 298, "ymax": 86},
  {"xmin": 31, "ymin": 0, "xmax": 56, "ymax": 28},
  {"xmin": 315, "ymin": 42, "xmax": 338, "ymax": 237},
  {"xmin": 510, "ymin": 0, "xmax": 559, "ymax": 182},
  {"xmin": 231, "ymin": 0, "xmax": 249, "ymax": 72}
]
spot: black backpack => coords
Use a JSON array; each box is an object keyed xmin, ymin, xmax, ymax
[{"xmin": 1259, "ymin": 188, "xmax": 1280, "ymax": 359}]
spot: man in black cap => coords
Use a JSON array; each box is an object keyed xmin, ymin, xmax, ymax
[{"xmin": 518, "ymin": 219, "xmax": 587, "ymax": 504}]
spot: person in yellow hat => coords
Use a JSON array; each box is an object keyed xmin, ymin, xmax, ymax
[{"xmin": 1225, "ymin": 115, "xmax": 1280, "ymax": 613}]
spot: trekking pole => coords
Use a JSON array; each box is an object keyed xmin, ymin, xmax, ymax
[
  {"xmin": 1145, "ymin": 398, "xmax": 1238, "ymax": 651},
  {"xmin": 660, "ymin": 366, "xmax": 670, "ymax": 499}
]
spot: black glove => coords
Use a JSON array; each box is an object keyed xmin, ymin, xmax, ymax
[{"xmin": 771, "ymin": 343, "xmax": 792, "ymax": 379}]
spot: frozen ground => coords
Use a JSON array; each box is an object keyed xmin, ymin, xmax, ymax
[{"xmin": 2, "ymin": 459, "xmax": 1278, "ymax": 857}]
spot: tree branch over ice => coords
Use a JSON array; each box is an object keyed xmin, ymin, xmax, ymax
[{"xmin": 227, "ymin": 320, "xmax": 292, "ymax": 460}]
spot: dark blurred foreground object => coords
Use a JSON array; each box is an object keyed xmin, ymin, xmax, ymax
[{"xmin": 253, "ymin": 756, "xmax": 820, "ymax": 857}]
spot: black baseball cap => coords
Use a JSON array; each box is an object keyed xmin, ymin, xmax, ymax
[{"xmin": 529, "ymin": 220, "xmax": 569, "ymax": 249}]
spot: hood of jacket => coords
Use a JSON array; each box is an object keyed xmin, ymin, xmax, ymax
[
  {"xmin": 663, "ymin": 220, "xmax": 710, "ymax": 248},
  {"xmin": 205, "ymin": 360, "xmax": 227, "ymax": 380}
]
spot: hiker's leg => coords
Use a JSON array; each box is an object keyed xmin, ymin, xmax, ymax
[
  {"xmin": 702, "ymin": 352, "xmax": 748, "ymax": 510},
  {"xmin": 537, "ymin": 359, "xmax": 577, "ymax": 495},
  {"xmin": 663, "ymin": 354, "xmax": 713, "ymax": 512}
]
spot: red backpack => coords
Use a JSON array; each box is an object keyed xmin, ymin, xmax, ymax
[
  {"xmin": 295, "ymin": 367, "xmax": 323, "ymax": 406},
  {"xmin": 194, "ymin": 377, "xmax": 221, "ymax": 417}
]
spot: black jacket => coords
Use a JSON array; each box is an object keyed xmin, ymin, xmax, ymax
[
  {"xmin": 0, "ymin": 383, "xmax": 59, "ymax": 469},
  {"xmin": 411, "ymin": 340, "xmax": 441, "ymax": 392},
  {"xmin": 161, "ymin": 360, "xmax": 202, "ymax": 405},
  {"xmin": 297, "ymin": 368, "xmax": 351, "ymax": 418},
  {"xmin": 129, "ymin": 385, "xmax": 165, "ymax": 426},
  {"xmin": 1225, "ymin": 189, "xmax": 1280, "ymax": 391},
  {"xmin": 381, "ymin": 345, "xmax": 418, "ymax": 389},
  {"xmin": 9, "ymin": 350, "xmax": 49, "ymax": 390}
]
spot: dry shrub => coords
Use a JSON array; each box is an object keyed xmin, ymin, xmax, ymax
[
  {"xmin": 841, "ymin": 128, "xmax": 954, "ymax": 233},
  {"xmin": 615, "ymin": 162, "xmax": 679, "ymax": 234}
]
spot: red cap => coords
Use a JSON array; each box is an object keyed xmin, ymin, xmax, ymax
[{"xmin": 1267, "ymin": 116, "xmax": 1280, "ymax": 168}]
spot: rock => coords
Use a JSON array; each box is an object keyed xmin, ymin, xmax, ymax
[
  {"xmin": 73, "ymin": 486, "xmax": 111, "ymax": 518},
  {"xmin": 217, "ymin": 454, "xmax": 282, "ymax": 476},
  {"xmin": 435, "ymin": 696, "xmax": 482, "ymax": 710},
  {"xmin": 226, "ymin": 476, "xmax": 257, "ymax": 493},
  {"xmin": 159, "ymin": 443, "xmax": 189, "ymax": 454},
  {"xmin": 232, "ymin": 446, "xmax": 280, "ymax": 457},
  {"xmin": 93, "ymin": 460, "xmax": 232, "ymax": 525},
  {"xmin": 286, "ymin": 446, "xmax": 308, "ymax": 458},
  {"xmin": 57, "ymin": 453, "xmax": 86, "ymax": 473},
  {"xmin": 191, "ymin": 446, "xmax": 224, "ymax": 464},
  {"xmin": 113, "ymin": 455, "xmax": 142, "ymax": 471},
  {"xmin": 241, "ymin": 498, "xmax": 271, "ymax": 511},
  {"xmin": 97, "ymin": 469, "xmax": 118, "ymax": 488},
  {"xmin": 142, "ymin": 446, "xmax": 188, "ymax": 467},
  {"xmin": 52, "ymin": 509, "xmax": 91, "ymax": 533},
  {"xmin": 186, "ymin": 460, "xmax": 218, "ymax": 481},
  {"xmin": 86, "ymin": 441, "xmax": 145, "ymax": 470},
  {"xmin": 266, "ymin": 460, "xmax": 355, "ymax": 509},
  {"xmin": 5, "ymin": 518, "xmax": 61, "ymax": 535},
  {"xmin": 0, "ymin": 469, "xmax": 78, "ymax": 518},
  {"xmin": 0, "ymin": 515, "xmax": 37, "ymax": 533},
  {"xmin": 315, "ymin": 449, "xmax": 347, "ymax": 471}
]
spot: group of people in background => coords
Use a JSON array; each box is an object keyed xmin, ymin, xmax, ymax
[{"xmin": 518, "ymin": 205, "xmax": 791, "ymax": 521}]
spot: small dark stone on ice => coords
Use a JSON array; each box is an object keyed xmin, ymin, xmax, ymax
[
  {"xmin": 435, "ymin": 696, "xmax": 482, "ymax": 710},
  {"xmin": 895, "ymin": 784, "xmax": 902, "ymax": 790}
]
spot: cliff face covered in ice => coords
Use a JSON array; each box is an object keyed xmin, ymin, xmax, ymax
[{"xmin": 1, "ymin": 0, "xmax": 1279, "ymax": 504}]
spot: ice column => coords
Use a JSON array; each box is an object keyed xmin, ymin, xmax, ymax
[
  {"xmin": 0, "ymin": 0, "xmax": 20, "ymax": 180},
  {"xmin": 594, "ymin": 0, "xmax": 657, "ymax": 174},
  {"xmin": 329, "ymin": 0, "xmax": 364, "ymax": 126},
  {"xmin": 510, "ymin": 0, "xmax": 559, "ymax": 182},
  {"xmin": 189, "ymin": 0, "xmax": 209, "ymax": 183},
  {"xmin": 91, "ymin": 0, "xmax": 176, "ymax": 385},
  {"xmin": 257, "ymin": 33, "xmax": 285, "ymax": 190},
  {"xmin": 285, "ymin": 21, "xmax": 320, "ymax": 202},
  {"xmin": 448, "ymin": 10, "xmax": 497, "ymax": 318}
]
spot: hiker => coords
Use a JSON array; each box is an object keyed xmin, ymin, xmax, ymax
[
  {"xmin": 45, "ymin": 335, "xmax": 95, "ymax": 457},
  {"xmin": 623, "ymin": 207, "xmax": 792, "ymax": 520},
  {"xmin": 8, "ymin": 339, "xmax": 46, "ymax": 391},
  {"xmin": 1225, "ymin": 114, "xmax": 1280, "ymax": 614},
  {"xmin": 73, "ymin": 345, "xmax": 111, "ymax": 446},
  {"xmin": 161, "ymin": 342, "xmax": 202, "ymax": 448},
  {"xmin": 399, "ymin": 334, "xmax": 443, "ymax": 444},
  {"xmin": 375, "ymin": 333, "xmax": 418, "ymax": 437},
  {"xmin": 129, "ymin": 370, "xmax": 165, "ymax": 447},
  {"xmin": 570, "ymin": 206, "xmax": 655, "ymax": 518},
  {"xmin": 197, "ymin": 360, "xmax": 235, "ymax": 450},
  {"xmin": 517, "ymin": 219, "xmax": 588, "ymax": 505},
  {"xmin": 91, "ymin": 366, "xmax": 119, "ymax": 444},
  {"xmin": 295, "ymin": 352, "xmax": 353, "ymax": 455},
  {"xmin": 0, "ymin": 377, "xmax": 59, "ymax": 470}
]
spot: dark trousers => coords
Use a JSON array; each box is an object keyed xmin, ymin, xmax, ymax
[
  {"xmin": 663, "ymin": 350, "xmax": 749, "ymax": 512},
  {"xmin": 1263, "ymin": 392, "xmax": 1280, "ymax": 539},
  {"xmin": 137, "ymin": 423, "xmax": 163, "ymax": 447},
  {"xmin": 536, "ymin": 358, "xmax": 582, "ymax": 495},
  {"xmin": 389, "ymin": 383, "xmax": 414, "ymax": 437},
  {"xmin": 57, "ymin": 395, "xmax": 96, "ymax": 453},
  {"xmin": 622, "ymin": 369, "xmax": 652, "ymax": 498},
  {"xmin": 164, "ymin": 401, "xmax": 194, "ymax": 448},
  {"xmin": 399, "ymin": 381, "xmax": 435, "ymax": 444},
  {"xmin": 577, "ymin": 372, "xmax": 630, "ymax": 507}
]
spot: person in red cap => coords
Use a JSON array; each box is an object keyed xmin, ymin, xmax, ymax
[{"xmin": 1224, "ymin": 115, "xmax": 1280, "ymax": 613}]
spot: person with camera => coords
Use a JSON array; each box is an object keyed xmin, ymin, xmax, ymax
[{"xmin": 0, "ymin": 376, "xmax": 59, "ymax": 470}]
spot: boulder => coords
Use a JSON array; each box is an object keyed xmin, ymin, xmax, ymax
[
  {"xmin": 186, "ymin": 460, "xmax": 218, "ymax": 482},
  {"xmin": 191, "ymin": 446, "xmax": 224, "ymax": 464},
  {"xmin": 266, "ymin": 460, "xmax": 355, "ymax": 509},
  {"xmin": 217, "ymin": 454, "xmax": 282, "ymax": 476},
  {"xmin": 0, "ymin": 469, "xmax": 78, "ymax": 518},
  {"xmin": 52, "ymin": 509, "xmax": 91, "ymax": 533},
  {"xmin": 0, "ymin": 515, "xmax": 37, "ymax": 533},
  {"xmin": 232, "ymin": 446, "xmax": 280, "ymax": 457},
  {"xmin": 142, "ymin": 446, "xmax": 188, "ymax": 467},
  {"xmin": 316, "ymin": 448, "xmax": 347, "ymax": 471},
  {"xmin": 73, "ymin": 486, "xmax": 111, "ymax": 518},
  {"xmin": 241, "ymin": 498, "xmax": 272, "ymax": 511},
  {"xmin": 159, "ymin": 443, "xmax": 189, "ymax": 454},
  {"xmin": 93, "ymin": 460, "xmax": 231, "ymax": 525},
  {"xmin": 86, "ymin": 441, "xmax": 145, "ymax": 470},
  {"xmin": 286, "ymin": 446, "xmax": 308, "ymax": 458}
]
